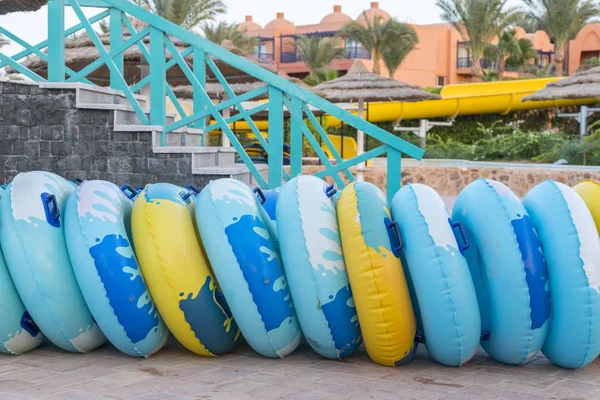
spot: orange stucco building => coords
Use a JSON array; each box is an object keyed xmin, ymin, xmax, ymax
[{"xmin": 237, "ymin": 2, "xmax": 600, "ymax": 87}]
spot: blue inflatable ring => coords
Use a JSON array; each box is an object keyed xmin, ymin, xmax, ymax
[
  {"xmin": 64, "ymin": 180, "xmax": 169, "ymax": 357},
  {"xmin": 0, "ymin": 171, "xmax": 106, "ymax": 352},
  {"xmin": 0, "ymin": 186, "xmax": 43, "ymax": 355},
  {"xmin": 277, "ymin": 176, "xmax": 361, "ymax": 360},
  {"xmin": 196, "ymin": 178, "xmax": 302, "ymax": 358},
  {"xmin": 524, "ymin": 180, "xmax": 600, "ymax": 369},
  {"xmin": 391, "ymin": 183, "xmax": 480, "ymax": 366},
  {"xmin": 452, "ymin": 178, "xmax": 550, "ymax": 365}
]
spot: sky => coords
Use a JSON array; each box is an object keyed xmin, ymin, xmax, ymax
[{"xmin": 0, "ymin": 0, "xmax": 522, "ymax": 56}]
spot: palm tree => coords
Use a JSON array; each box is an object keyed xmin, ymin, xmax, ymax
[
  {"xmin": 202, "ymin": 22, "xmax": 258, "ymax": 53},
  {"xmin": 293, "ymin": 35, "xmax": 346, "ymax": 82},
  {"xmin": 136, "ymin": 0, "xmax": 226, "ymax": 30},
  {"xmin": 506, "ymin": 36, "xmax": 539, "ymax": 70},
  {"xmin": 381, "ymin": 24, "xmax": 419, "ymax": 78},
  {"xmin": 523, "ymin": 0, "xmax": 600, "ymax": 76},
  {"xmin": 437, "ymin": 0, "xmax": 522, "ymax": 81},
  {"xmin": 304, "ymin": 68, "xmax": 339, "ymax": 86},
  {"xmin": 338, "ymin": 15, "xmax": 419, "ymax": 76},
  {"xmin": 484, "ymin": 30, "xmax": 538, "ymax": 77}
]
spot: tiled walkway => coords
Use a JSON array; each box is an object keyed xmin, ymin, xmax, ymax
[{"xmin": 0, "ymin": 339, "xmax": 599, "ymax": 400}]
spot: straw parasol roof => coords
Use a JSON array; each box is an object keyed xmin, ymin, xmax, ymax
[
  {"xmin": 171, "ymin": 72, "xmax": 319, "ymax": 100},
  {"xmin": 7, "ymin": 33, "xmax": 277, "ymax": 86},
  {"xmin": 523, "ymin": 66, "xmax": 600, "ymax": 101},
  {"xmin": 0, "ymin": 0, "xmax": 47, "ymax": 15},
  {"xmin": 314, "ymin": 60, "xmax": 441, "ymax": 103}
]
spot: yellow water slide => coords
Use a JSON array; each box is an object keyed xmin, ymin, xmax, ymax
[
  {"xmin": 209, "ymin": 78, "xmax": 597, "ymax": 158},
  {"xmin": 328, "ymin": 77, "xmax": 594, "ymax": 125}
]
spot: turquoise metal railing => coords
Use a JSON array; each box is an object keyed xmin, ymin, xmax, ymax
[{"xmin": 0, "ymin": 0, "xmax": 424, "ymax": 201}]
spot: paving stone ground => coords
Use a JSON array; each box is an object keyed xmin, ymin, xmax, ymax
[{"xmin": 1, "ymin": 339, "xmax": 600, "ymax": 400}]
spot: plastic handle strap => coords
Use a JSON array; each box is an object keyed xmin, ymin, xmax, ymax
[
  {"xmin": 120, "ymin": 184, "xmax": 138, "ymax": 200},
  {"xmin": 20, "ymin": 311, "xmax": 39, "ymax": 337},
  {"xmin": 325, "ymin": 184, "xmax": 337, "ymax": 198},
  {"xmin": 253, "ymin": 187, "xmax": 266, "ymax": 205},
  {"xmin": 180, "ymin": 184, "xmax": 200, "ymax": 202},
  {"xmin": 42, "ymin": 193, "xmax": 60, "ymax": 225},
  {"xmin": 481, "ymin": 331, "xmax": 491, "ymax": 341},
  {"xmin": 450, "ymin": 219, "xmax": 470, "ymax": 252},
  {"xmin": 385, "ymin": 218, "xmax": 404, "ymax": 258},
  {"xmin": 186, "ymin": 184, "xmax": 200, "ymax": 195},
  {"xmin": 415, "ymin": 333, "xmax": 425, "ymax": 344},
  {"xmin": 72, "ymin": 178, "xmax": 83, "ymax": 185},
  {"xmin": 1, "ymin": 184, "xmax": 6, "ymax": 190}
]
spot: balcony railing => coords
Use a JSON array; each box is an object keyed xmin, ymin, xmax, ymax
[
  {"xmin": 253, "ymin": 53, "xmax": 274, "ymax": 64},
  {"xmin": 280, "ymin": 47, "xmax": 371, "ymax": 64}
]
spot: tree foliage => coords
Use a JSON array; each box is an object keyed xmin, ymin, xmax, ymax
[
  {"xmin": 135, "ymin": 0, "xmax": 226, "ymax": 29},
  {"xmin": 293, "ymin": 35, "xmax": 346, "ymax": 82},
  {"xmin": 437, "ymin": 0, "xmax": 522, "ymax": 81},
  {"xmin": 338, "ymin": 15, "xmax": 419, "ymax": 76},
  {"xmin": 523, "ymin": 0, "xmax": 600, "ymax": 76},
  {"xmin": 202, "ymin": 21, "xmax": 258, "ymax": 52}
]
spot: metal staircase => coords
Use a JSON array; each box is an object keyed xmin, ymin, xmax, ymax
[
  {"xmin": 0, "ymin": 0, "xmax": 424, "ymax": 201},
  {"xmin": 38, "ymin": 82, "xmax": 265, "ymax": 185}
]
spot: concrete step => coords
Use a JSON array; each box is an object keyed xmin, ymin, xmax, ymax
[
  {"xmin": 39, "ymin": 82, "xmax": 149, "ymax": 109},
  {"xmin": 151, "ymin": 131, "xmax": 203, "ymax": 148},
  {"xmin": 192, "ymin": 147, "xmax": 237, "ymax": 168},
  {"xmin": 114, "ymin": 109, "xmax": 177, "ymax": 126},
  {"xmin": 192, "ymin": 163, "xmax": 268, "ymax": 186}
]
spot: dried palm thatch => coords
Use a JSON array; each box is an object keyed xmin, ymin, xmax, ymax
[
  {"xmin": 172, "ymin": 72, "xmax": 320, "ymax": 100},
  {"xmin": 0, "ymin": 0, "xmax": 47, "ymax": 15},
  {"xmin": 523, "ymin": 67, "xmax": 600, "ymax": 101},
  {"xmin": 7, "ymin": 34, "xmax": 277, "ymax": 86},
  {"xmin": 314, "ymin": 60, "xmax": 441, "ymax": 103}
]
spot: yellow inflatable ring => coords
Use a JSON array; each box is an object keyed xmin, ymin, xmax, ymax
[
  {"xmin": 574, "ymin": 180, "xmax": 600, "ymax": 234},
  {"xmin": 337, "ymin": 181, "xmax": 417, "ymax": 366},
  {"xmin": 131, "ymin": 183, "xmax": 240, "ymax": 356}
]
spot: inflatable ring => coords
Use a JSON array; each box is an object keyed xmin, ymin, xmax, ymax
[
  {"xmin": 196, "ymin": 179, "xmax": 301, "ymax": 358},
  {"xmin": 524, "ymin": 180, "xmax": 600, "ymax": 369},
  {"xmin": 131, "ymin": 183, "xmax": 239, "ymax": 357},
  {"xmin": 337, "ymin": 181, "xmax": 415, "ymax": 366},
  {"xmin": 0, "ymin": 186, "xmax": 43, "ymax": 355},
  {"xmin": 0, "ymin": 171, "xmax": 105, "ymax": 353},
  {"xmin": 391, "ymin": 183, "xmax": 480, "ymax": 366},
  {"xmin": 452, "ymin": 178, "xmax": 550, "ymax": 365},
  {"xmin": 277, "ymin": 176, "xmax": 361, "ymax": 360},
  {"xmin": 65, "ymin": 180, "xmax": 169, "ymax": 357},
  {"xmin": 573, "ymin": 180, "xmax": 600, "ymax": 234}
]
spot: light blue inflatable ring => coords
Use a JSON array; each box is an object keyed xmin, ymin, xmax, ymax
[
  {"xmin": 64, "ymin": 180, "xmax": 168, "ymax": 357},
  {"xmin": 0, "ymin": 172, "xmax": 106, "ymax": 353},
  {"xmin": 277, "ymin": 176, "xmax": 361, "ymax": 360},
  {"xmin": 391, "ymin": 183, "xmax": 480, "ymax": 366},
  {"xmin": 0, "ymin": 186, "xmax": 43, "ymax": 355},
  {"xmin": 196, "ymin": 178, "xmax": 302, "ymax": 358},
  {"xmin": 452, "ymin": 178, "xmax": 550, "ymax": 365},
  {"xmin": 524, "ymin": 180, "xmax": 600, "ymax": 369}
]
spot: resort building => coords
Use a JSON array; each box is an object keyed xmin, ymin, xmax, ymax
[{"xmin": 237, "ymin": 2, "xmax": 600, "ymax": 87}]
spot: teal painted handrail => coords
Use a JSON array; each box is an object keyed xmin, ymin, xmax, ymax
[{"xmin": 0, "ymin": 0, "xmax": 423, "ymax": 201}]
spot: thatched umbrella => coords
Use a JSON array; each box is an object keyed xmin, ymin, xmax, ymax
[
  {"xmin": 523, "ymin": 66, "xmax": 600, "ymax": 101},
  {"xmin": 171, "ymin": 72, "xmax": 317, "ymax": 100},
  {"xmin": 314, "ymin": 60, "xmax": 440, "ymax": 180},
  {"xmin": 0, "ymin": 0, "xmax": 47, "ymax": 15},
  {"xmin": 7, "ymin": 34, "xmax": 277, "ymax": 86}
]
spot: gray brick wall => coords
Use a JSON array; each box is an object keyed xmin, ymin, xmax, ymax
[{"xmin": 0, "ymin": 81, "xmax": 219, "ymax": 188}]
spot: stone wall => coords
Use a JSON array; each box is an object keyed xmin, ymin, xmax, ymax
[
  {"xmin": 302, "ymin": 164, "xmax": 600, "ymax": 197},
  {"xmin": 3, "ymin": 79, "xmax": 599, "ymax": 195},
  {"xmin": 0, "ymin": 80, "xmax": 217, "ymax": 187}
]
